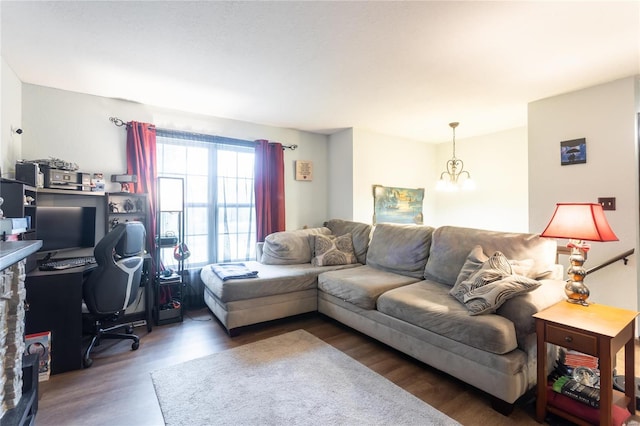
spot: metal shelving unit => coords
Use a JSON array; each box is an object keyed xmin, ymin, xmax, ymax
[{"xmin": 154, "ymin": 177, "xmax": 184, "ymax": 325}]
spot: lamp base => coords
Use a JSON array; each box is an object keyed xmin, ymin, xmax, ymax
[
  {"xmin": 564, "ymin": 241, "xmax": 591, "ymax": 306},
  {"xmin": 566, "ymin": 298, "xmax": 590, "ymax": 307},
  {"xmin": 564, "ymin": 280, "xmax": 590, "ymax": 306}
]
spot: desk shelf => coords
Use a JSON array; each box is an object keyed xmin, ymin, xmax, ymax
[{"xmin": 105, "ymin": 192, "xmax": 148, "ymax": 233}]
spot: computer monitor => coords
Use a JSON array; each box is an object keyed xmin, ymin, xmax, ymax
[{"xmin": 36, "ymin": 206, "xmax": 97, "ymax": 255}]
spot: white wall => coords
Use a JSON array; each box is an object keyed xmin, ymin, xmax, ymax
[
  {"xmin": 327, "ymin": 126, "xmax": 528, "ymax": 232},
  {"xmin": 433, "ymin": 127, "xmax": 530, "ymax": 232},
  {"xmin": 351, "ymin": 128, "xmax": 437, "ymax": 225},
  {"xmin": 1, "ymin": 57, "xmax": 22, "ymax": 178},
  {"xmin": 21, "ymin": 84, "xmax": 330, "ymax": 231},
  {"xmin": 327, "ymin": 128, "xmax": 354, "ymax": 220},
  {"xmin": 528, "ymin": 76, "xmax": 640, "ymax": 311}
]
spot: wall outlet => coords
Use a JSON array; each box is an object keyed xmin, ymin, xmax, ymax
[{"xmin": 598, "ymin": 197, "xmax": 616, "ymax": 211}]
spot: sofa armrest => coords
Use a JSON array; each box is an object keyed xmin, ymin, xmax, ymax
[{"xmin": 496, "ymin": 279, "xmax": 566, "ymax": 348}]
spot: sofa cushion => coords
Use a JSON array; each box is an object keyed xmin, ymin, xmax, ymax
[
  {"xmin": 423, "ymin": 226, "xmax": 557, "ymax": 286},
  {"xmin": 312, "ymin": 234, "xmax": 358, "ymax": 266},
  {"xmin": 318, "ymin": 265, "xmax": 419, "ymax": 310},
  {"xmin": 366, "ymin": 223, "xmax": 435, "ymax": 279},
  {"xmin": 377, "ymin": 280, "xmax": 518, "ymax": 354},
  {"xmin": 261, "ymin": 227, "xmax": 332, "ymax": 265},
  {"xmin": 201, "ymin": 260, "xmax": 359, "ymax": 302},
  {"xmin": 324, "ymin": 219, "xmax": 372, "ymax": 264},
  {"xmin": 449, "ymin": 251, "xmax": 512, "ymax": 304},
  {"xmin": 463, "ymin": 275, "xmax": 542, "ymax": 315}
]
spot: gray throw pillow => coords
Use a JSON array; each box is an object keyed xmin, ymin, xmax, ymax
[
  {"xmin": 261, "ymin": 227, "xmax": 331, "ymax": 265},
  {"xmin": 312, "ymin": 233, "xmax": 358, "ymax": 266},
  {"xmin": 453, "ymin": 245, "xmax": 488, "ymax": 287},
  {"xmin": 324, "ymin": 219, "xmax": 372, "ymax": 265},
  {"xmin": 453, "ymin": 246, "xmax": 537, "ymax": 287},
  {"xmin": 449, "ymin": 251, "xmax": 512, "ymax": 304},
  {"xmin": 463, "ymin": 275, "xmax": 542, "ymax": 315}
]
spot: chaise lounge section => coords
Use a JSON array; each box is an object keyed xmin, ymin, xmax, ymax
[{"xmin": 201, "ymin": 223, "xmax": 369, "ymax": 335}]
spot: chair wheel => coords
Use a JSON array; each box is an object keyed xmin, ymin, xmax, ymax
[
  {"xmin": 132, "ymin": 341, "xmax": 139, "ymax": 350},
  {"xmin": 126, "ymin": 325, "xmax": 134, "ymax": 334},
  {"xmin": 84, "ymin": 357, "xmax": 93, "ymax": 368}
]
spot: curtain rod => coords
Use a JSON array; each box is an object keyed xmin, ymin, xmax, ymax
[{"xmin": 109, "ymin": 117, "xmax": 298, "ymax": 150}]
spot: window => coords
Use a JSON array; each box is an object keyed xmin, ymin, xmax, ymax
[{"xmin": 156, "ymin": 130, "xmax": 256, "ymax": 267}]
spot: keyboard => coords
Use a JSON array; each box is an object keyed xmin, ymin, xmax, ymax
[{"xmin": 39, "ymin": 256, "xmax": 97, "ymax": 271}]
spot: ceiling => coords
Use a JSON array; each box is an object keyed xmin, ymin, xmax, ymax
[{"xmin": 1, "ymin": 1, "xmax": 639, "ymax": 143}]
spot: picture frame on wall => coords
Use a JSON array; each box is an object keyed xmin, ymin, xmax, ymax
[
  {"xmin": 560, "ymin": 138, "xmax": 587, "ymax": 166},
  {"xmin": 372, "ymin": 185, "xmax": 424, "ymax": 225},
  {"xmin": 295, "ymin": 160, "xmax": 313, "ymax": 181}
]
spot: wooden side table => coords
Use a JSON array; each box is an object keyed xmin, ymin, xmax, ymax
[{"xmin": 534, "ymin": 301, "xmax": 638, "ymax": 426}]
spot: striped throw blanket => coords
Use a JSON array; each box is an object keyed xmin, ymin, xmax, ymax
[{"xmin": 211, "ymin": 263, "xmax": 259, "ymax": 281}]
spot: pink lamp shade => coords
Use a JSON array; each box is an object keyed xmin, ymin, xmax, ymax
[{"xmin": 540, "ymin": 203, "xmax": 618, "ymax": 242}]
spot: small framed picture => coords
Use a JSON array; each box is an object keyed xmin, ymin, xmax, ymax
[
  {"xmin": 295, "ymin": 160, "xmax": 313, "ymax": 181},
  {"xmin": 560, "ymin": 138, "xmax": 586, "ymax": 166}
]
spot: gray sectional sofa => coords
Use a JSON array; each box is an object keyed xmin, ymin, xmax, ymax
[{"xmin": 201, "ymin": 219, "xmax": 566, "ymax": 412}]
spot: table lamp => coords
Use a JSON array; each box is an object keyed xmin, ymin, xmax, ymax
[{"xmin": 540, "ymin": 202, "xmax": 618, "ymax": 306}]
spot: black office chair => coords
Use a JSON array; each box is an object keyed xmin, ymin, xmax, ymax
[{"xmin": 82, "ymin": 221, "xmax": 146, "ymax": 368}]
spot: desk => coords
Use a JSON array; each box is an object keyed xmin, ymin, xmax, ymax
[
  {"xmin": 25, "ymin": 267, "xmax": 86, "ymax": 374},
  {"xmin": 25, "ymin": 258, "xmax": 153, "ymax": 375}
]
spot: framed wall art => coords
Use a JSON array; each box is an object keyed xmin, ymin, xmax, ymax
[
  {"xmin": 295, "ymin": 160, "xmax": 313, "ymax": 181},
  {"xmin": 560, "ymin": 138, "xmax": 587, "ymax": 166},
  {"xmin": 372, "ymin": 185, "xmax": 424, "ymax": 225}
]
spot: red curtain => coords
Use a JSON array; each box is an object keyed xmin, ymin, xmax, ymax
[
  {"xmin": 254, "ymin": 139, "xmax": 285, "ymax": 241},
  {"xmin": 126, "ymin": 121, "xmax": 157, "ymax": 266}
]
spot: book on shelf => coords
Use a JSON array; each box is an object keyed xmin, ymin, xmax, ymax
[
  {"xmin": 546, "ymin": 385, "xmax": 630, "ymax": 426},
  {"xmin": 561, "ymin": 348, "xmax": 599, "ymax": 369},
  {"xmin": 552, "ymin": 375, "xmax": 600, "ymax": 408}
]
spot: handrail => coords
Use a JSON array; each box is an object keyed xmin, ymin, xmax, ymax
[{"xmin": 585, "ymin": 248, "xmax": 635, "ymax": 276}]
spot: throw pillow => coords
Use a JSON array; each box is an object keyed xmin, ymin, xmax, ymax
[
  {"xmin": 324, "ymin": 219, "xmax": 372, "ymax": 265},
  {"xmin": 261, "ymin": 227, "xmax": 332, "ymax": 265},
  {"xmin": 449, "ymin": 251, "xmax": 512, "ymax": 304},
  {"xmin": 463, "ymin": 275, "xmax": 542, "ymax": 315},
  {"xmin": 453, "ymin": 246, "xmax": 540, "ymax": 283},
  {"xmin": 312, "ymin": 233, "xmax": 358, "ymax": 266},
  {"xmin": 453, "ymin": 245, "xmax": 488, "ymax": 287},
  {"xmin": 509, "ymin": 258, "xmax": 535, "ymax": 277}
]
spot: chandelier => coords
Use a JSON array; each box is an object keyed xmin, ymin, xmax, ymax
[{"xmin": 436, "ymin": 122, "xmax": 475, "ymax": 191}]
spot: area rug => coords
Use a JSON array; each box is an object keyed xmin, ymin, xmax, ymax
[{"xmin": 151, "ymin": 329, "xmax": 460, "ymax": 425}]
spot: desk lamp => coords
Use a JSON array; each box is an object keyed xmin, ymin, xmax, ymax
[{"xmin": 540, "ymin": 202, "xmax": 618, "ymax": 306}]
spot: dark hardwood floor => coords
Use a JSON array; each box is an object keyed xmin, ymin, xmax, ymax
[{"xmin": 33, "ymin": 308, "xmax": 636, "ymax": 426}]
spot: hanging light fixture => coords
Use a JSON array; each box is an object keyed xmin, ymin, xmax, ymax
[{"xmin": 436, "ymin": 122, "xmax": 475, "ymax": 191}]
